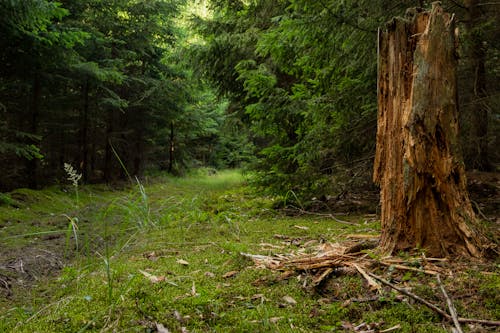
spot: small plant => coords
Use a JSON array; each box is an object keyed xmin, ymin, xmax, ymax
[
  {"xmin": 64, "ymin": 163, "xmax": 82, "ymax": 207},
  {"xmin": 62, "ymin": 214, "xmax": 79, "ymax": 256},
  {"xmin": 136, "ymin": 176, "xmax": 154, "ymax": 228}
]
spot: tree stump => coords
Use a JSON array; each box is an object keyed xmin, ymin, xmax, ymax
[{"xmin": 374, "ymin": 3, "xmax": 490, "ymax": 258}]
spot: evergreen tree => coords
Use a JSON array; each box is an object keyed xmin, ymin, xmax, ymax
[{"xmin": 193, "ymin": 0, "xmax": 499, "ymax": 203}]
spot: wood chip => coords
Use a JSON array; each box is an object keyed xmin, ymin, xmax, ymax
[
  {"xmin": 222, "ymin": 270, "xmax": 239, "ymax": 278},
  {"xmin": 176, "ymin": 259, "xmax": 189, "ymax": 266},
  {"xmin": 292, "ymin": 225, "xmax": 309, "ymax": 230},
  {"xmin": 155, "ymin": 322, "xmax": 171, "ymax": 333},
  {"xmin": 139, "ymin": 270, "xmax": 165, "ymax": 283},
  {"xmin": 380, "ymin": 324, "xmax": 401, "ymax": 332},
  {"xmin": 282, "ymin": 295, "xmax": 297, "ymax": 305}
]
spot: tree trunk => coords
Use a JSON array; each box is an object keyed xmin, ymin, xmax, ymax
[
  {"xmin": 374, "ymin": 3, "xmax": 490, "ymax": 258},
  {"xmin": 464, "ymin": 0, "xmax": 490, "ymax": 171},
  {"xmin": 168, "ymin": 121, "xmax": 175, "ymax": 173},
  {"xmin": 27, "ymin": 72, "xmax": 41, "ymax": 189},
  {"xmin": 80, "ymin": 79, "xmax": 90, "ymax": 182},
  {"xmin": 104, "ymin": 110, "xmax": 114, "ymax": 182},
  {"xmin": 133, "ymin": 127, "xmax": 143, "ymax": 176}
]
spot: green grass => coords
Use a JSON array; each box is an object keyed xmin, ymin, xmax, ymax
[{"xmin": 0, "ymin": 170, "xmax": 498, "ymax": 332}]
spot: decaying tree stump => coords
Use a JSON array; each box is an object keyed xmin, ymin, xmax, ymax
[{"xmin": 374, "ymin": 3, "xmax": 491, "ymax": 258}]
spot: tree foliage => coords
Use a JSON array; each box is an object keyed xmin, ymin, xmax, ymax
[
  {"xmin": 0, "ymin": 0, "xmax": 231, "ymax": 190},
  {"xmin": 192, "ymin": 0, "xmax": 499, "ymax": 203},
  {"xmin": 1, "ymin": 0, "xmax": 498, "ymax": 197}
]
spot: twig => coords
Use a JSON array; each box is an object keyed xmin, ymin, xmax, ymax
[
  {"xmin": 312, "ymin": 267, "xmax": 334, "ymax": 286},
  {"xmin": 367, "ymin": 272, "xmax": 500, "ymax": 326},
  {"xmin": 293, "ymin": 208, "xmax": 357, "ymax": 225},
  {"xmin": 437, "ymin": 275, "xmax": 463, "ymax": 333},
  {"xmin": 367, "ymin": 272, "xmax": 450, "ymax": 317},
  {"xmin": 380, "ymin": 325, "xmax": 401, "ymax": 333},
  {"xmin": 377, "ymin": 261, "xmax": 439, "ymax": 275},
  {"xmin": 471, "ymin": 200, "xmax": 492, "ymax": 221}
]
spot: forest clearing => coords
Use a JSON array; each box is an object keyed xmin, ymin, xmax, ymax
[
  {"xmin": 1, "ymin": 0, "xmax": 499, "ymax": 332},
  {"xmin": 0, "ymin": 170, "xmax": 498, "ymax": 332}
]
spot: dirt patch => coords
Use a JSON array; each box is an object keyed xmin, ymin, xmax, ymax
[{"xmin": 0, "ymin": 247, "xmax": 66, "ymax": 298}]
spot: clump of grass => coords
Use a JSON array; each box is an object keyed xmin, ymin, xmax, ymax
[{"xmin": 0, "ymin": 192, "xmax": 17, "ymax": 206}]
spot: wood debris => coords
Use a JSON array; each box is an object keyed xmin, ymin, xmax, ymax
[
  {"xmin": 241, "ymin": 239, "xmax": 500, "ymax": 328},
  {"xmin": 222, "ymin": 270, "xmax": 239, "ymax": 278}
]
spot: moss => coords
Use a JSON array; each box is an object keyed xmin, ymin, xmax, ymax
[{"xmin": 1, "ymin": 170, "xmax": 497, "ymax": 332}]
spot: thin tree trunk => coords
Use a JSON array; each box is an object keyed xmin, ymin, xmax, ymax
[
  {"xmin": 28, "ymin": 72, "xmax": 41, "ymax": 188},
  {"xmin": 374, "ymin": 3, "xmax": 491, "ymax": 258},
  {"xmin": 464, "ymin": 0, "xmax": 490, "ymax": 171},
  {"xmin": 168, "ymin": 121, "xmax": 175, "ymax": 173},
  {"xmin": 104, "ymin": 110, "xmax": 114, "ymax": 182},
  {"xmin": 134, "ymin": 128, "xmax": 143, "ymax": 176},
  {"xmin": 80, "ymin": 79, "xmax": 90, "ymax": 182}
]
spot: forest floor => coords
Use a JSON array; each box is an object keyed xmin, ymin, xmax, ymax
[{"xmin": 0, "ymin": 170, "xmax": 498, "ymax": 332}]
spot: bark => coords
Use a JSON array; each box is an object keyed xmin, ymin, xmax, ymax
[{"xmin": 374, "ymin": 3, "xmax": 491, "ymax": 258}]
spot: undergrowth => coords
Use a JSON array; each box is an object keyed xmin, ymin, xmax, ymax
[{"xmin": 0, "ymin": 170, "xmax": 498, "ymax": 332}]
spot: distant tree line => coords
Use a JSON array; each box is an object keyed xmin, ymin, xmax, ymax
[
  {"xmin": 192, "ymin": 0, "xmax": 500, "ymax": 202},
  {"xmin": 0, "ymin": 0, "xmax": 249, "ymax": 191}
]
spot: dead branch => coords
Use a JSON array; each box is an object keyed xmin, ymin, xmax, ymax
[
  {"xmin": 367, "ymin": 272, "xmax": 500, "ymax": 326},
  {"xmin": 312, "ymin": 267, "xmax": 334, "ymax": 286},
  {"xmin": 285, "ymin": 206, "xmax": 357, "ymax": 225},
  {"xmin": 376, "ymin": 261, "xmax": 439, "ymax": 275},
  {"xmin": 367, "ymin": 272, "xmax": 450, "ymax": 318},
  {"xmin": 437, "ymin": 274, "xmax": 463, "ymax": 333}
]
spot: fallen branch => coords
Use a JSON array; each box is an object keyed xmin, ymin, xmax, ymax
[
  {"xmin": 312, "ymin": 267, "xmax": 334, "ymax": 286},
  {"xmin": 367, "ymin": 272, "xmax": 450, "ymax": 317},
  {"xmin": 367, "ymin": 272, "xmax": 500, "ymax": 326},
  {"xmin": 286, "ymin": 206, "xmax": 357, "ymax": 225},
  {"xmin": 437, "ymin": 274, "xmax": 463, "ymax": 333},
  {"xmin": 376, "ymin": 261, "xmax": 439, "ymax": 275}
]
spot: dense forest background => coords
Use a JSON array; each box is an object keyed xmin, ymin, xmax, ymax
[{"xmin": 1, "ymin": 0, "xmax": 499, "ymax": 202}]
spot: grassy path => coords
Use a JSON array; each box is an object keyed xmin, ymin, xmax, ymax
[{"xmin": 0, "ymin": 171, "xmax": 498, "ymax": 332}]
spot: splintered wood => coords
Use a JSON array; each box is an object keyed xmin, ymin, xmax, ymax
[
  {"xmin": 374, "ymin": 2, "xmax": 492, "ymax": 258},
  {"xmin": 241, "ymin": 248, "xmax": 360, "ymax": 288},
  {"xmin": 241, "ymin": 237, "xmax": 446, "ymax": 289}
]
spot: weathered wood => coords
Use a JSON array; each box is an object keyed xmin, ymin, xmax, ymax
[{"xmin": 374, "ymin": 3, "xmax": 491, "ymax": 258}]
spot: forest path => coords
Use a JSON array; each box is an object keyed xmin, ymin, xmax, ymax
[{"xmin": 0, "ymin": 170, "xmax": 498, "ymax": 332}]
